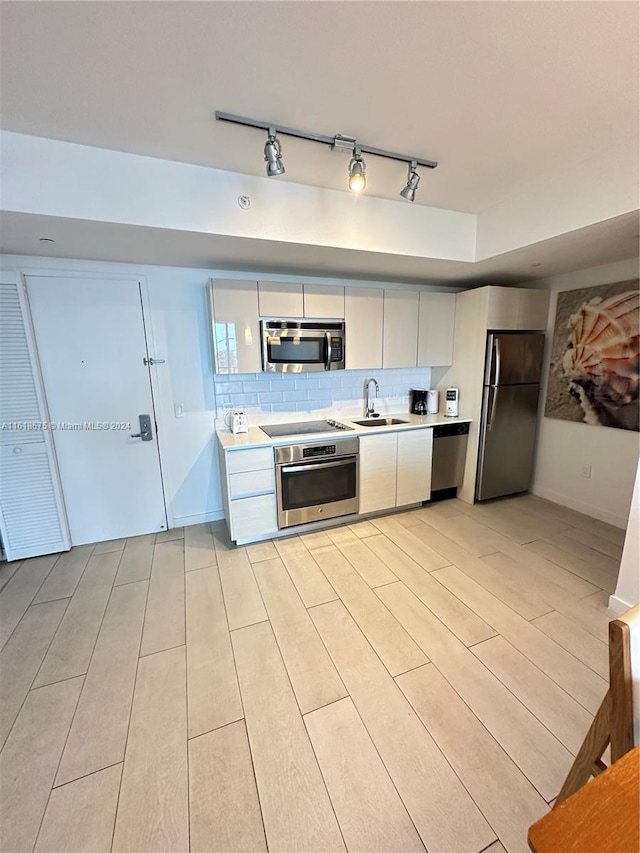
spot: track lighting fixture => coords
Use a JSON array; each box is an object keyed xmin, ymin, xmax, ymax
[
  {"xmin": 400, "ymin": 161, "xmax": 420, "ymax": 202},
  {"xmin": 348, "ymin": 149, "xmax": 366, "ymax": 193},
  {"xmin": 216, "ymin": 112, "xmax": 437, "ymax": 199},
  {"xmin": 264, "ymin": 128, "xmax": 285, "ymax": 177}
]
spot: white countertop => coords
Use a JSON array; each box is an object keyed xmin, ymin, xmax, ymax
[{"xmin": 217, "ymin": 412, "xmax": 472, "ymax": 451}]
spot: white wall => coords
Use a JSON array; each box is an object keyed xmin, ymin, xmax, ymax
[
  {"xmin": 610, "ymin": 458, "xmax": 640, "ymax": 614},
  {"xmin": 5, "ymin": 131, "xmax": 638, "ymax": 267},
  {"xmin": 1, "ymin": 254, "xmax": 440, "ymax": 532},
  {"xmin": 529, "ymin": 257, "xmax": 640, "ymax": 528},
  {"xmin": 476, "ymin": 136, "xmax": 639, "ymax": 259},
  {"xmin": 0, "ymin": 131, "xmax": 476, "ymax": 263}
]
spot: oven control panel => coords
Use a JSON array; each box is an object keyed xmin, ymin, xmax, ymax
[{"xmin": 303, "ymin": 444, "xmax": 335, "ymax": 458}]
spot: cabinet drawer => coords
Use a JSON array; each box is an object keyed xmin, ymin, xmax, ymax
[
  {"xmin": 230, "ymin": 493, "xmax": 278, "ymax": 541},
  {"xmin": 227, "ymin": 447, "xmax": 273, "ymax": 474},
  {"xmin": 229, "ymin": 468, "xmax": 275, "ymax": 499}
]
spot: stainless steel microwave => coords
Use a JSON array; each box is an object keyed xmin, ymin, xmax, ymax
[{"xmin": 260, "ymin": 319, "xmax": 345, "ymax": 372}]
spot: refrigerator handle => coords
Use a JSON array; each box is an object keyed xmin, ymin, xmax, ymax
[
  {"xmin": 487, "ymin": 385, "xmax": 499, "ymax": 432},
  {"xmin": 494, "ymin": 337, "xmax": 502, "ymax": 386}
]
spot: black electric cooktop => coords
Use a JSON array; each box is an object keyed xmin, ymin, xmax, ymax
[{"xmin": 259, "ymin": 419, "xmax": 353, "ymax": 438}]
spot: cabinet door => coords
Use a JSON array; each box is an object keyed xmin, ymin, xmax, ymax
[
  {"xmin": 230, "ymin": 493, "xmax": 278, "ymax": 542},
  {"xmin": 359, "ymin": 432, "xmax": 397, "ymax": 514},
  {"xmin": 517, "ymin": 289, "xmax": 550, "ymax": 330},
  {"xmin": 210, "ymin": 279, "xmax": 261, "ymax": 374},
  {"xmin": 0, "ymin": 279, "xmax": 71, "ymax": 560},
  {"xmin": 258, "ymin": 282, "xmax": 304, "ymax": 317},
  {"xmin": 303, "ymin": 284, "xmax": 345, "ymax": 318},
  {"xmin": 383, "ymin": 290, "xmax": 419, "ymax": 368},
  {"xmin": 417, "ymin": 292, "xmax": 456, "ymax": 366},
  {"xmin": 486, "ymin": 286, "xmax": 520, "ymax": 330},
  {"xmin": 345, "ymin": 287, "xmax": 383, "ymax": 369},
  {"xmin": 396, "ymin": 429, "xmax": 433, "ymax": 506}
]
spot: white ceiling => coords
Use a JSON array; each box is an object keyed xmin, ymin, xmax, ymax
[
  {"xmin": 2, "ymin": 210, "xmax": 637, "ymax": 286},
  {"xmin": 1, "ymin": 1, "xmax": 638, "ymax": 213}
]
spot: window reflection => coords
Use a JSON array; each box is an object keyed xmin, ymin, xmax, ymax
[{"xmin": 215, "ymin": 322, "xmax": 238, "ymax": 372}]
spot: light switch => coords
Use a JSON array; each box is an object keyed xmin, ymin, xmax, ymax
[{"xmin": 174, "ymin": 403, "xmax": 184, "ymax": 418}]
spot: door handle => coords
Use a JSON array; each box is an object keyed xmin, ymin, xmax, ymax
[
  {"xmin": 143, "ymin": 357, "xmax": 165, "ymax": 366},
  {"xmin": 131, "ymin": 414, "xmax": 153, "ymax": 441},
  {"xmin": 487, "ymin": 386, "xmax": 499, "ymax": 432},
  {"xmin": 494, "ymin": 338, "xmax": 501, "ymax": 386},
  {"xmin": 325, "ymin": 332, "xmax": 332, "ymax": 370}
]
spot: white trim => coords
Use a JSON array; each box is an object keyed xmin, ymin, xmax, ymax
[
  {"xmin": 608, "ymin": 594, "xmax": 635, "ymax": 616},
  {"xmin": 175, "ymin": 510, "xmax": 225, "ymax": 528},
  {"xmin": 530, "ymin": 485, "xmax": 628, "ymax": 529}
]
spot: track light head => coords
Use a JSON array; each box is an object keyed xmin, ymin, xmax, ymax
[
  {"xmin": 348, "ymin": 149, "xmax": 366, "ymax": 193},
  {"xmin": 400, "ymin": 161, "xmax": 420, "ymax": 202},
  {"xmin": 264, "ymin": 128, "xmax": 285, "ymax": 176}
]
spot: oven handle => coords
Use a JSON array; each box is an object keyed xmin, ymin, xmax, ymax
[{"xmin": 281, "ymin": 456, "xmax": 357, "ymax": 474}]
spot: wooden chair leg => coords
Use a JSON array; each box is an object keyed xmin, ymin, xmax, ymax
[
  {"xmin": 555, "ymin": 691, "xmax": 612, "ymax": 807},
  {"xmin": 610, "ymin": 619, "xmax": 634, "ymax": 763}
]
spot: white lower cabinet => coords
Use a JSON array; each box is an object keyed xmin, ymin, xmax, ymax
[
  {"xmin": 359, "ymin": 432, "xmax": 398, "ymax": 514},
  {"xmin": 359, "ymin": 428, "xmax": 433, "ymax": 515},
  {"xmin": 396, "ymin": 429, "xmax": 433, "ymax": 506},
  {"xmin": 221, "ymin": 426, "xmax": 434, "ymax": 543},
  {"xmin": 221, "ymin": 446, "xmax": 278, "ymax": 542},
  {"xmin": 231, "ymin": 494, "xmax": 278, "ymax": 542}
]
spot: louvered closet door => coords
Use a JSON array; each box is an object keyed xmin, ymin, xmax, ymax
[{"xmin": 0, "ymin": 279, "xmax": 70, "ymax": 561}]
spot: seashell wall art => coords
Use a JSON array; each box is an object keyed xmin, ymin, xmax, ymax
[{"xmin": 545, "ymin": 279, "xmax": 639, "ymax": 432}]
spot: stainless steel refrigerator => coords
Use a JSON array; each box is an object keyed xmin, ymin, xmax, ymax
[{"xmin": 476, "ymin": 331, "xmax": 545, "ymax": 501}]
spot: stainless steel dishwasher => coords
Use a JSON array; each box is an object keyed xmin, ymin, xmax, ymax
[{"xmin": 431, "ymin": 422, "xmax": 470, "ymax": 498}]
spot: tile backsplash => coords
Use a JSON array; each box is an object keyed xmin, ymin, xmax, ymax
[{"xmin": 214, "ymin": 367, "xmax": 433, "ymax": 421}]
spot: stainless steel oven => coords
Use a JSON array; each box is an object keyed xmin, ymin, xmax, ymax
[
  {"xmin": 275, "ymin": 438, "xmax": 359, "ymax": 528},
  {"xmin": 261, "ymin": 319, "xmax": 345, "ymax": 372}
]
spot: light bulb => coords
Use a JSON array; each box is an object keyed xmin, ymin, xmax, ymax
[{"xmin": 348, "ymin": 154, "xmax": 366, "ymax": 193}]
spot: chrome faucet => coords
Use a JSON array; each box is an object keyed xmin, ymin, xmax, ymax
[{"xmin": 364, "ymin": 377, "xmax": 380, "ymax": 417}]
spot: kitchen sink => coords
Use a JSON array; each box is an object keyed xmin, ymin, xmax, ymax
[{"xmin": 352, "ymin": 417, "xmax": 409, "ymax": 427}]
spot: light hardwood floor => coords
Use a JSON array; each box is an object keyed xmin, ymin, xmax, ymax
[{"xmin": 0, "ymin": 495, "xmax": 624, "ymax": 853}]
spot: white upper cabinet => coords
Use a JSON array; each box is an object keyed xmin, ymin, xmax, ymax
[
  {"xmin": 258, "ymin": 281, "xmax": 304, "ymax": 317},
  {"xmin": 486, "ymin": 286, "xmax": 521, "ymax": 329},
  {"xmin": 417, "ymin": 292, "xmax": 456, "ymax": 366},
  {"xmin": 517, "ymin": 289, "xmax": 550, "ymax": 330},
  {"xmin": 345, "ymin": 287, "xmax": 383, "ymax": 370},
  {"xmin": 383, "ymin": 290, "xmax": 419, "ymax": 368},
  {"xmin": 210, "ymin": 279, "xmax": 261, "ymax": 374},
  {"xmin": 485, "ymin": 286, "xmax": 550, "ymax": 331},
  {"xmin": 303, "ymin": 284, "xmax": 345, "ymax": 318}
]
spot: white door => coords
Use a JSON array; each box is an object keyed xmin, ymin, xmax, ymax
[{"xmin": 25, "ymin": 276, "xmax": 167, "ymax": 545}]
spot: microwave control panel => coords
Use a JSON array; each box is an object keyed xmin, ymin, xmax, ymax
[{"xmin": 330, "ymin": 337, "xmax": 343, "ymax": 362}]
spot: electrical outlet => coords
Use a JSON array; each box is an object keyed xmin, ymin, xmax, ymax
[{"xmin": 581, "ymin": 464, "xmax": 592, "ymax": 479}]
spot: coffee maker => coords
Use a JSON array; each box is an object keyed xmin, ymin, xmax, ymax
[{"xmin": 410, "ymin": 388, "xmax": 428, "ymax": 415}]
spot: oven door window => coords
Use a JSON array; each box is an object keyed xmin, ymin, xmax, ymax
[
  {"xmin": 281, "ymin": 458, "xmax": 357, "ymax": 510},
  {"xmin": 266, "ymin": 335, "xmax": 327, "ymax": 365}
]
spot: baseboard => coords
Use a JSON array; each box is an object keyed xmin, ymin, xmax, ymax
[
  {"xmin": 530, "ymin": 486, "xmax": 628, "ymax": 530},
  {"xmin": 608, "ymin": 594, "xmax": 635, "ymax": 616},
  {"xmin": 171, "ymin": 509, "xmax": 225, "ymax": 529}
]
